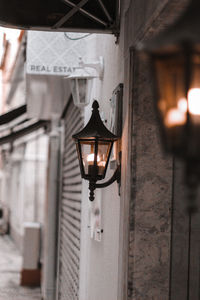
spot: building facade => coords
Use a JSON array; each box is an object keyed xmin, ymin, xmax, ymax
[{"xmin": 0, "ymin": 1, "xmax": 199, "ymax": 300}]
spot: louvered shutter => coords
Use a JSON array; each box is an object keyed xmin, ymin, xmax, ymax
[{"xmin": 57, "ymin": 100, "xmax": 83, "ymax": 300}]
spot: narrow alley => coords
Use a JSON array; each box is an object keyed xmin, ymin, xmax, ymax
[
  {"xmin": 0, "ymin": 235, "xmax": 41, "ymax": 300},
  {"xmin": 0, "ymin": 1, "xmax": 198, "ymax": 299}
]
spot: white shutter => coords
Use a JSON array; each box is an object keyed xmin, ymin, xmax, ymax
[{"xmin": 58, "ymin": 100, "xmax": 83, "ymax": 300}]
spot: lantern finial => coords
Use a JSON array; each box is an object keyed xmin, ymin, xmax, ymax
[{"xmin": 92, "ymin": 100, "xmax": 99, "ymax": 110}]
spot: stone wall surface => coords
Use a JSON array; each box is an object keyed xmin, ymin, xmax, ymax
[
  {"xmin": 121, "ymin": 0, "xmax": 195, "ymax": 299},
  {"xmin": 124, "ymin": 0, "xmax": 190, "ymax": 49},
  {"xmin": 171, "ymin": 159, "xmax": 200, "ymax": 300},
  {"xmin": 170, "ymin": 160, "xmax": 189, "ymax": 300},
  {"xmin": 127, "ymin": 49, "xmax": 172, "ymax": 300}
]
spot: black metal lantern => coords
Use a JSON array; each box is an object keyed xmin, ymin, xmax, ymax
[
  {"xmin": 73, "ymin": 100, "xmax": 120, "ymax": 201},
  {"xmin": 140, "ymin": 0, "xmax": 200, "ymax": 189}
]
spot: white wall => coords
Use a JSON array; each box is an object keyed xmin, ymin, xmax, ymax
[
  {"xmin": 8, "ymin": 131, "xmax": 48, "ymax": 251},
  {"xmin": 79, "ymin": 33, "xmax": 124, "ymax": 300}
]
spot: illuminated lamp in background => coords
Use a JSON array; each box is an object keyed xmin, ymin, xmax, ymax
[
  {"xmin": 139, "ymin": 0, "xmax": 200, "ymax": 212},
  {"xmin": 72, "ymin": 100, "xmax": 120, "ymax": 201}
]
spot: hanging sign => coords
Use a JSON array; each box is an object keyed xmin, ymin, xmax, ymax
[{"xmin": 26, "ymin": 31, "xmax": 88, "ymax": 76}]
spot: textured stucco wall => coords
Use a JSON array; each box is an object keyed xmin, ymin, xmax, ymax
[
  {"xmin": 79, "ymin": 33, "xmax": 123, "ymax": 300},
  {"xmin": 8, "ymin": 133, "xmax": 48, "ymax": 252}
]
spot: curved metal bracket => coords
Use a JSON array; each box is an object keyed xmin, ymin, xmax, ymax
[
  {"xmin": 89, "ymin": 164, "xmax": 121, "ymax": 201},
  {"xmin": 79, "ymin": 56, "xmax": 104, "ymax": 79},
  {"xmin": 95, "ymin": 164, "xmax": 121, "ymax": 188}
]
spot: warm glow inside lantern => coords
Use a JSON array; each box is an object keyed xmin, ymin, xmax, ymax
[
  {"xmin": 78, "ymin": 139, "xmax": 112, "ymax": 180},
  {"xmin": 152, "ymin": 50, "xmax": 200, "ymax": 158},
  {"xmin": 140, "ymin": 0, "xmax": 200, "ymax": 210},
  {"xmin": 73, "ymin": 101, "xmax": 118, "ymax": 182},
  {"xmin": 140, "ymin": 0, "xmax": 200, "ymax": 161}
]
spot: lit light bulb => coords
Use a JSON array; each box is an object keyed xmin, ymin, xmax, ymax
[
  {"xmin": 178, "ymin": 98, "xmax": 187, "ymax": 112},
  {"xmin": 165, "ymin": 106, "xmax": 186, "ymax": 127},
  {"xmin": 98, "ymin": 161, "xmax": 106, "ymax": 167},
  {"xmin": 188, "ymin": 88, "xmax": 200, "ymax": 115},
  {"xmin": 87, "ymin": 153, "xmax": 100, "ymax": 163},
  {"xmin": 86, "ymin": 153, "xmax": 106, "ymax": 176},
  {"xmin": 165, "ymin": 88, "xmax": 200, "ymax": 127}
]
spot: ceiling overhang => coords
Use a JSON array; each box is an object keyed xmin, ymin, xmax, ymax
[{"xmin": 0, "ymin": 0, "xmax": 120, "ymax": 34}]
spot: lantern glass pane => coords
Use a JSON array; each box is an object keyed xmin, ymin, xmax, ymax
[
  {"xmin": 80, "ymin": 140, "xmax": 112, "ymax": 178},
  {"xmin": 78, "ymin": 78, "xmax": 87, "ymax": 105},
  {"xmin": 185, "ymin": 52, "xmax": 200, "ymax": 158},
  {"xmin": 70, "ymin": 78, "xmax": 78, "ymax": 104},
  {"xmin": 70, "ymin": 78, "xmax": 89, "ymax": 107},
  {"xmin": 154, "ymin": 53, "xmax": 186, "ymax": 152},
  {"xmin": 80, "ymin": 141, "xmax": 95, "ymax": 176},
  {"xmin": 97, "ymin": 141, "xmax": 112, "ymax": 176},
  {"xmin": 189, "ymin": 53, "xmax": 200, "ymax": 119}
]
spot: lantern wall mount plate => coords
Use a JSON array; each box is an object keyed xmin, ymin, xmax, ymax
[{"xmin": 73, "ymin": 100, "xmax": 121, "ymax": 201}]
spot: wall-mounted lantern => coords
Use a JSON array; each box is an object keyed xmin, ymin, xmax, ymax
[
  {"xmin": 72, "ymin": 100, "xmax": 120, "ymax": 201},
  {"xmin": 67, "ymin": 67, "xmax": 95, "ymax": 108},
  {"xmin": 139, "ymin": 0, "xmax": 200, "ymax": 211},
  {"xmin": 67, "ymin": 57, "xmax": 104, "ymax": 107}
]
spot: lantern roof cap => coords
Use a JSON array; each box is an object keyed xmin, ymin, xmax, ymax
[
  {"xmin": 72, "ymin": 100, "xmax": 119, "ymax": 141},
  {"xmin": 139, "ymin": 0, "xmax": 200, "ymax": 53}
]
